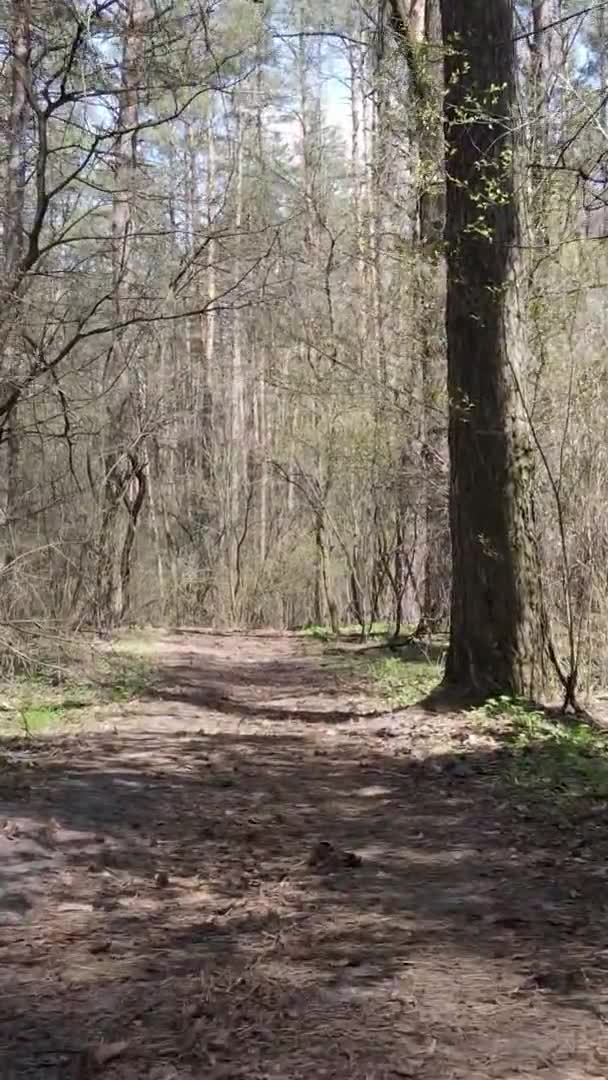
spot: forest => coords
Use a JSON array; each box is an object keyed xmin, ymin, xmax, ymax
[
  {"xmin": 3, "ymin": 2, "xmax": 608, "ymax": 1078},
  {"xmin": 2, "ymin": 0, "xmax": 608, "ymax": 705}
]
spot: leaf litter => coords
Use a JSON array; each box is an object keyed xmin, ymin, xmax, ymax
[{"xmin": 0, "ymin": 631, "xmax": 608, "ymax": 1078}]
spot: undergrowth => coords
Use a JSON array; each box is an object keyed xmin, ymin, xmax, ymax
[
  {"xmin": 302, "ymin": 621, "xmax": 402, "ymax": 642},
  {"xmin": 474, "ymin": 696, "xmax": 608, "ymax": 802},
  {"xmin": 326, "ymin": 648, "xmax": 441, "ymax": 706},
  {"xmin": 0, "ymin": 638, "xmax": 153, "ymax": 737},
  {"xmin": 362, "ymin": 655, "xmax": 440, "ymax": 705}
]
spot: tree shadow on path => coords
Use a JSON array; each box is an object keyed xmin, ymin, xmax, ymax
[{"xmin": 2, "ymin": 642, "xmax": 608, "ymax": 1078}]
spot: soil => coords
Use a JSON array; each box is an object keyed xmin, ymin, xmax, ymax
[{"xmin": 1, "ymin": 631, "xmax": 608, "ymax": 1080}]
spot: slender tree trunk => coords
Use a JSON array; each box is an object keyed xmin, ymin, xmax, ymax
[
  {"xmin": 416, "ymin": 0, "xmax": 449, "ymax": 633},
  {"xmin": 147, "ymin": 462, "xmax": 166, "ymax": 614},
  {"xmin": 391, "ymin": 0, "xmax": 449, "ymax": 633},
  {"xmin": 349, "ymin": 42, "xmax": 365, "ymax": 370},
  {"xmin": 531, "ymin": 1, "xmax": 558, "ymax": 152},
  {"xmin": 96, "ymin": 0, "xmax": 148, "ymax": 630},
  {"xmin": 599, "ymin": 4, "xmax": 608, "ymax": 130},
  {"xmin": 119, "ymin": 458, "xmax": 147, "ymax": 621},
  {"xmin": 315, "ymin": 511, "xmax": 339, "ymax": 635},
  {"xmin": 530, "ymin": 1, "xmax": 559, "ymax": 247},
  {"xmin": 2, "ymin": 0, "xmax": 31, "ymax": 569},
  {"xmin": 228, "ymin": 105, "xmax": 245, "ymax": 621},
  {"xmin": 440, "ymin": 0, "xmax": 548, "ymax": 699}
]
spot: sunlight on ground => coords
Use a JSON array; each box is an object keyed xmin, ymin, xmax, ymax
[{"xmin": 0, "ymin": 635, "xmax": 156, "ymax": 738}]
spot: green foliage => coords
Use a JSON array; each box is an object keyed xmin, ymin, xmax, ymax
[
  {"xmin": 301, "ymin": 621, "xmax": 396, "ymax": 641},
  {"xmin": 301, "ymin": 624, "xmax": 336, "ymax": 641},
  {"xmin": 104, "ymin": 658, "xmax": 151, "ymax": 703},
  {"xmin": 325, "ymin": 648, "xmax": 441, "ymax": 706},
  {"xmin": 473, "ymin": 694, "xmax": 545, "ymax": 725},
  {"xmin": 98, "ymin": 634, "xmax": 156, "ymax": 701},
  {"xmin": 0, "ymin": 691, "xmax": 89, "ymax": 737},
  {"xmin": 475, "ymin": 696, "xmax": 608, "ymax": 802},
  {"xmin": 0, "ymin": 649, "xmax": 152, "ymax": 738},
  {"xmin": 360, "ymin": 655, "xmax": 440, "ymax": 706},
  {"xmin": 19, "ymin": 704, "xmax": 67, "ymax": 735}
]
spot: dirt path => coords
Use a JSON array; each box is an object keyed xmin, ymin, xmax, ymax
[{"xmin": 1, "ymin": 632, "xmax": 608, "ymax": 1079}]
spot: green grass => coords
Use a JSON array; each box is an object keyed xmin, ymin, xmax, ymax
[
  {"xmin": 362, "ymin": 655, "xmax": 440, "ymax": 705},
  {"xmin": 0, "ymin": 695, "xmax": 89, "ymax": 737},
  {"xmin": 301, "ymin": 621, "xmax": 399, "ymax": 641},
  {"xmin": 0, "ymin": 644, "xmax": 153, "ymax": 738},
  {"xmin": 473, "ymin": 696, "xmax": 608, "ymax": 802},
  {"xmin": 104, "ymin": 656, "xmax": 151, "ymax": 702},
  {"xmin": 326, "ymin": 648, "xmax": 442, "ymax": 706},
  {"xmin": 19, "ymin": 703, "xmax": 68, "ymax": 734}
]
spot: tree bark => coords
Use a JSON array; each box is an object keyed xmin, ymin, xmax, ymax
[
  {"xmin": 531, "ymin": 1, "xmax": 558, "ymax": 153},
  {"xmin": 415, "ymin": 0, "xmax": 449, "ymax": 633},
  {"xmin": 440, "ymin": 0, "xmax": 547, "ymax": 699},
  {"xmin": 390, "ymin": 0, "xmax": 449, "ymax": 633},
  {"xmin": 2, "ymin": 0, "xmax": 31, "ymax": 568},
  {"xmin": 96, "ymin": 0, "xmax": 148, "ymax": 630}
]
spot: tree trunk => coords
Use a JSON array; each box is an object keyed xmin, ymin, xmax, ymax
[
  {"xmin": 228, "ymin": 105, "xmax": 245, "ymax": 621},
  {"xmin": 531, "ymin": 1, "xmax": 558, "ymax": 153},
  {"xmin": 315, "ymin": 511, "xmax": 339, "ymax": 635},
  {"xmin": 96, "ymin": 0, "xmax": 148, "ymax": 631},
  {"xmin": 2, "ymin": 0, "xmax": 31, "ymax": 569},
  {"xmin": 389, "ymin": 0, "xmax": 449, "ymax": 634},
  {"xmin": 599, "ymin": 4, "xmax": 608, "ymax": 130},
  {"xmin": 414, "ymin": 0, "xmax": 449, "ymax": 633},
  {"xmin": 440, "ymin": 0, "xmax": 547, "ymax": 699}
]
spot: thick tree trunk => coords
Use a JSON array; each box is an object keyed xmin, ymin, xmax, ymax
[{"xmin": 440, "ymin": 0, "xmax": 548, "ymax": 699}]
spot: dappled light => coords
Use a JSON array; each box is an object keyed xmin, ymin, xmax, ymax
[
  {"xmin": 2, "ymin": 633, "xmax": 608, "ymax": 1078},
  {"xmin": 2, "ymin": 0, "xmax": 608, "ymax": 1075}
]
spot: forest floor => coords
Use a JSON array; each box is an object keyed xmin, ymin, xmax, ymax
[{"xmin": 2, "ymin": 630, "xmax": 608, "ymax": 1079}]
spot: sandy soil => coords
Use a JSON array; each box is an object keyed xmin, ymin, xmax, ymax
[{"xmin": 1, "ymin": 631, "xmax": 608, "ymax": 1079}]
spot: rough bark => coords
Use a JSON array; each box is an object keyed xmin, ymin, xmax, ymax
[{"xmin": 440, "ymin": 0, "xmax": 548, "ymax": 699}]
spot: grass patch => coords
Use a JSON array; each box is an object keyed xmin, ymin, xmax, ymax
[
  {"xmin": 362, "ymin": 655, "xmax": 441, "ymax": 706},
  {"xmin": 301, "ymin": 624, "xmax": 336, "ymax": 642},
  {"xmin": 474, "ymin": 696, "xmax": 608, "ymax": 801},
  {"xmin": 103, "ymin": 656, "xmax": 151, "ymax": 702},
  {"xmin": 0, "ymin": 690, "xmax": 91, "ymax": 737},
  {"xmin": 98, "ymin": 634, "xmax": 156, "ymax": 702},
  {"xmin": 0, "ymin": 640, "xmax": 154, "ymax": 738},
  {"xmin": 301, "ymin": 621, "xmax": 402, "ymax": 642},
  {"xmin": 326, "ymin": 648, "xmax": 442, "ymax": 706},
  {"xmin": 19, "ymin": 703, "xmax": 68, "ymax": 734}
]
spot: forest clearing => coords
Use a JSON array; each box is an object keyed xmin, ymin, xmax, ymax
[{"xmin": 2, "ymin": 628, "xmax": 608, "ymax": 1079}]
